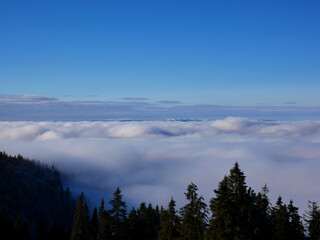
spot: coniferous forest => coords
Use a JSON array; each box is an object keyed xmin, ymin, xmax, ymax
[{"xmin": 1, "ymin": 152, "xmax": 320, "ymax": 240}]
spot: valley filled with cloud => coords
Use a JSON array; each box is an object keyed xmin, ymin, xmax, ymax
[{"xmin": 1, "ymin": 117, "xmax": 320, "ymax": 212}]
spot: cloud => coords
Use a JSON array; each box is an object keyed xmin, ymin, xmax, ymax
[
  {"xmin": 1, "ymin": 94, "xmax": 320, "ymax": 121},
  {"xmin": 284, "ymin": 102, "xmax": 298, "ymax": 105},
  {"xmin": 0, "ymin": 94, "xmax": 57, "ymax": 103},
  {"xmin": 121, "ymin": 97, "xmax": 149, "ymax": 101},
  {"xmin": 1, "ymin": 117, "xmax": 320, "ymax": 213},
  {"xmin": 158, "ymin": 100, "xmax": 181, "ymax": 104}
]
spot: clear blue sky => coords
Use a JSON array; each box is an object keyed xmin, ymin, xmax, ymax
[{"xmin": 1, "ymin": 0, "xmax": 320, "ymax": 106}]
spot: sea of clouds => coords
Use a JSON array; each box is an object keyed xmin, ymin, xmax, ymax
[{"xmin": 1, "ymin": 117, "xmax": 320, "ymax": 212}]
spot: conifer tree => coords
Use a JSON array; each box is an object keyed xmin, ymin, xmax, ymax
[
  {"xmin": 90, "ymin": 207, "xmax": 99, "ymax": 240},
  {"xmin": 50, "ymin": 222, "xmax": 70, "ymax": 240},
  {"xmin": 206, "ymin": 176, "xmax": 232, "ymax": 240},
  {"xmin": 37, "ymin": 220, "xmax": 50, "ymax": 240},
  {"xmin": 287, "ymin": 200, "xmax": 304, "ymax": 240},
  {"xmin": 21, "ymin": 219, "xmax": 32, "ymax": 240},
  {"xmin": 71, "ymin": 193, "xmax": 90, "ymax": 240},
  {"xmin": 0, "ymin": 206, "xmax": 14, "ymax": 239},
  {"xmin": 146, "ymin": 203, "xmax": 160, "ymax": 239},
  {"xmin": 180, "ymin": 182, "xmax": 208, "ymax": 240},
  {"xmin": 98, "ymin": 198, "xmax": 105, "ymax": 226},
  {"xmin": 158, "ymin": 197, "xmax": 180, "ymax": 240},
  {"xmin": 13, "ymin": 216, "xmax": 22, "ymax": 240},
  {"xmin": 251, "ymin": 185, "xmax": 272, "ymax": 240},
  {"xmin": 109, "ymin": 187, "xmax": 128, "ymax": 240},
  {"xmin": 304, "ymin": 201, "xmax": 320, "ymax": 239},
  {"xmin": 128, "ymin": 207, "xmax": 140, "ymax": 240},
  {"xmin": 206, "ymin": 162, "xmax": 260, "ymax": 240},
  {"xmin": 271, "ymin": 196, "xmax": 290, "ymax": 240},
  {"xmin": 98, "ymin": 198, "xmax": 112, "ymax": 240}
]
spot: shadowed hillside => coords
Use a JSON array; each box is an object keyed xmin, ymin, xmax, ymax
[{"xmin": 0, "ymin": 151, "xmax": 75, "ymax": 239}]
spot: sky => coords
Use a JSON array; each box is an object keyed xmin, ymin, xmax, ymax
[
  {"xmin": 1, "ymin": 0, "xmax": 320, "ymax": 106},
  {"xmin": 1, "ymin": 1, "xmax": 320, "ymax": 213}
]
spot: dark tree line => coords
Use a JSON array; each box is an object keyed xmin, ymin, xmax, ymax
[
  {"xmin": 0, "ymin": 152, "xmax": 74, "ymax": 239},
  {"xmin": 71, "ymin": 163, "xmax": 320, "ymax": 240},
  {"xmin": 1, "ymin": 151, "xmax": 320, "ymax": 239}
]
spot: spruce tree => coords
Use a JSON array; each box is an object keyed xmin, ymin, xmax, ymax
[
  {"xmin": 179, "ymin": 182, "xmax": 208, "ymax": 240},
  {"xmin": 304, "ymin": 201, "xmax": 320, "ymax": 239},
  {"xmin": 71, "ymin": 193, "xmax": 90, "ymax": 240},
  {"xmin": 251, "ymin": 185, "xmax": 272, "ymax": 240},
  {"xmin": 98, "ymin": 198, "xmax": 105, "ymax": 227},
  {"xmin": 90, "ymin": 207, "xmax": 99, "ymax": 240},
  {"xmin": 206, "ymin": 162, "xmax": 261, "ymax": 240},
  {"xmin": 20, "ymin": 219, "xmax": 32, "ymax": 240},
  {"xmin": 98, "ymin": 198, "xmax": 112, "ymax": 240},
  {"xmin": 0, "ymin": 206, "xmax": 14, "ymax": 239},
  {"xmin": 158, "ymin": 197, "xmax": 180, "ymax": 240},
  {"xmin": 287, "ymin": 200, "xmax": 305, "ymax": 240},
  {"xmin": 109, "ymin": 187, "xmax": 128, "ymax": 240},
  {"xmin": 206, "ymin": 176, "xmax": 232, "ymax": 240},
  {"xmin": 13, "ymin": 216, "xmax": 22, "ymax": 240},
  {"xmin": 128, "ymin": 207, "xmax": 140, "ymax": 240},
  {"xmin": 36, "ymin": 220, "xmax": 50, "ymax": 240},
  {"xmin": 271, "ymin": 196, "xmax": 290, "ymax": 240},
  {"xmin": 133, "ymin": 202, "xmax": 160, "ymax": 240}
]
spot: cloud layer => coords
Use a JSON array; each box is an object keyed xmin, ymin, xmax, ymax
[
  {"xmin": 1, "ymin": 94, "xmax": 320, "ymax": 121},
  {"xmin": 1, "ymin": 118, "xmax": 320, "ymax": 212}
]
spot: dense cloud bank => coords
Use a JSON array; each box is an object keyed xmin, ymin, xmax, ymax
[{"xmin": 1, "ymin": 117, "xmax": 320, "ymax": 212}]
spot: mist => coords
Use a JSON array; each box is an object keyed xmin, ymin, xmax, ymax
[{"xmin": 1, "ymin": 117, "xmax": 320, "ymax": 212}]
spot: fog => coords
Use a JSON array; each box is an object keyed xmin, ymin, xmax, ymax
[{"xmin": 1, "ymin": 117, "xmax": 320, "ymax": 212}]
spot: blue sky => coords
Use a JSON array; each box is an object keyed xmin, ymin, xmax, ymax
[
  {"xmin": 2, "ymin": 1, "xmax": 320, "ymax": 212},
  {"xmin": 1, "ymin": 0, "xmax": 320, "ymax": 106}
]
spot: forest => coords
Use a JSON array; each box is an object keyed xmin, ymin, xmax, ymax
[{"xmin": 1, "ymin": 151, "xmax": 320, "ymax": 240}]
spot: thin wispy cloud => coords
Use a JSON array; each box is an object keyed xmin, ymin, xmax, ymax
[
  {"xmin": 0, "ymin": 94, "xmax": 57, "ymax": 103},
  {"xmin": 1, "ymin": 118, "xmax": 320, "ymax": 212},
  {"xmin": 121, "ymin": 97, "xmax": 149, "ymax": 101},
  {"xmin": 1, "ymin": 94, "xmax": 320, "ymax": 121},
  {"xmin": 284, "ymin": 101, "xmax": 298, "ymax": 105},
  {"xmin": 158, "ymin": 100, "xmax": 181, "ymax": 104}
]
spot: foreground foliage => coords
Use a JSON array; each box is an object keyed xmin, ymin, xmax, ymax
[{"xmin": 1, "ymin": 152, "xmax": 320, "ymax": 239}]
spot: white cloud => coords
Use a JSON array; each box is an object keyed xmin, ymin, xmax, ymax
[
  {"xmin": 0, "ymin": 94, "xmax": 57, "ymax": 103},
  {"xmin": 1, "ymin": 117, "xmax": 320, "ymax": 212}
]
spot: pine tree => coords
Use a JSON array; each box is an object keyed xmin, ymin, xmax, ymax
[
  {"xmin": 71, "ymin": 193, "xmax": 90, "ymax": 240},
  {"xmin": 0, "ymin": 206, "xmax": 14, "ymax": 239},
  {"xmin": 128, "ymin": 207, "xmax": 140, "ymax": 240},
  {"xmin": 109, "ymin": 187, "xmax": 128, "ymax": 240},
  {"xmin": 271, "ymin": 196, "xmax": 290, "ymax": 240},
  {"xmin": 180, "ymin": 182, "xmax": 208, "ymax": 240},
  {"xmin": 206, "ymin": 162, "xmax": 255, "ymax": 240},
  {"xmin": 37, "ymin": 220, "xmax": 50, "ymax": 240},
  {"xmin": 206, "ymin": 176, "xmax": 232, "ymax": 240},
  {"xmin": 50, "ymin": 222, "xmax": 70, "ymax": 240},
  {"xmin": 98, "ymin": 198, "xmax": 105, "ymax": 227},
  {"xmin": 146, "ymin": 203, "xmax": 160, "ymax": 239},
  {"xmin": 251, "ymin": 185, "xmax": 272, "ymax": 240},
  {"xmin": 90, "ymin": 207, "xmax": 99, "ymax": 240},
  {"xmin": 304, "ymin": 201, "xmax": 320, "ymax": 239},
  {"xmin": 98, "ymin": 198, "xmax": 112, "ymax": 240},
  {"xmin": 228, "ymin": 162, "xmax": 253, "ymax": 239},
  {"xmin": 287, "ymin": 200, "xmax": 305, "ymax": 240},
  {"xmin": 13, "ymin": 216, "xmax": 22, "ymax": 240},
  {"xmin": 130, "ymin": 202, "xmax": 158, "ymax": 240},
  {"xmin": 20, "ymin": 219, "xmax": 32, "ymax": 240},
  {"xmin": 158, "ymin": 197, "xmax": 180, "ymax": 240}
]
